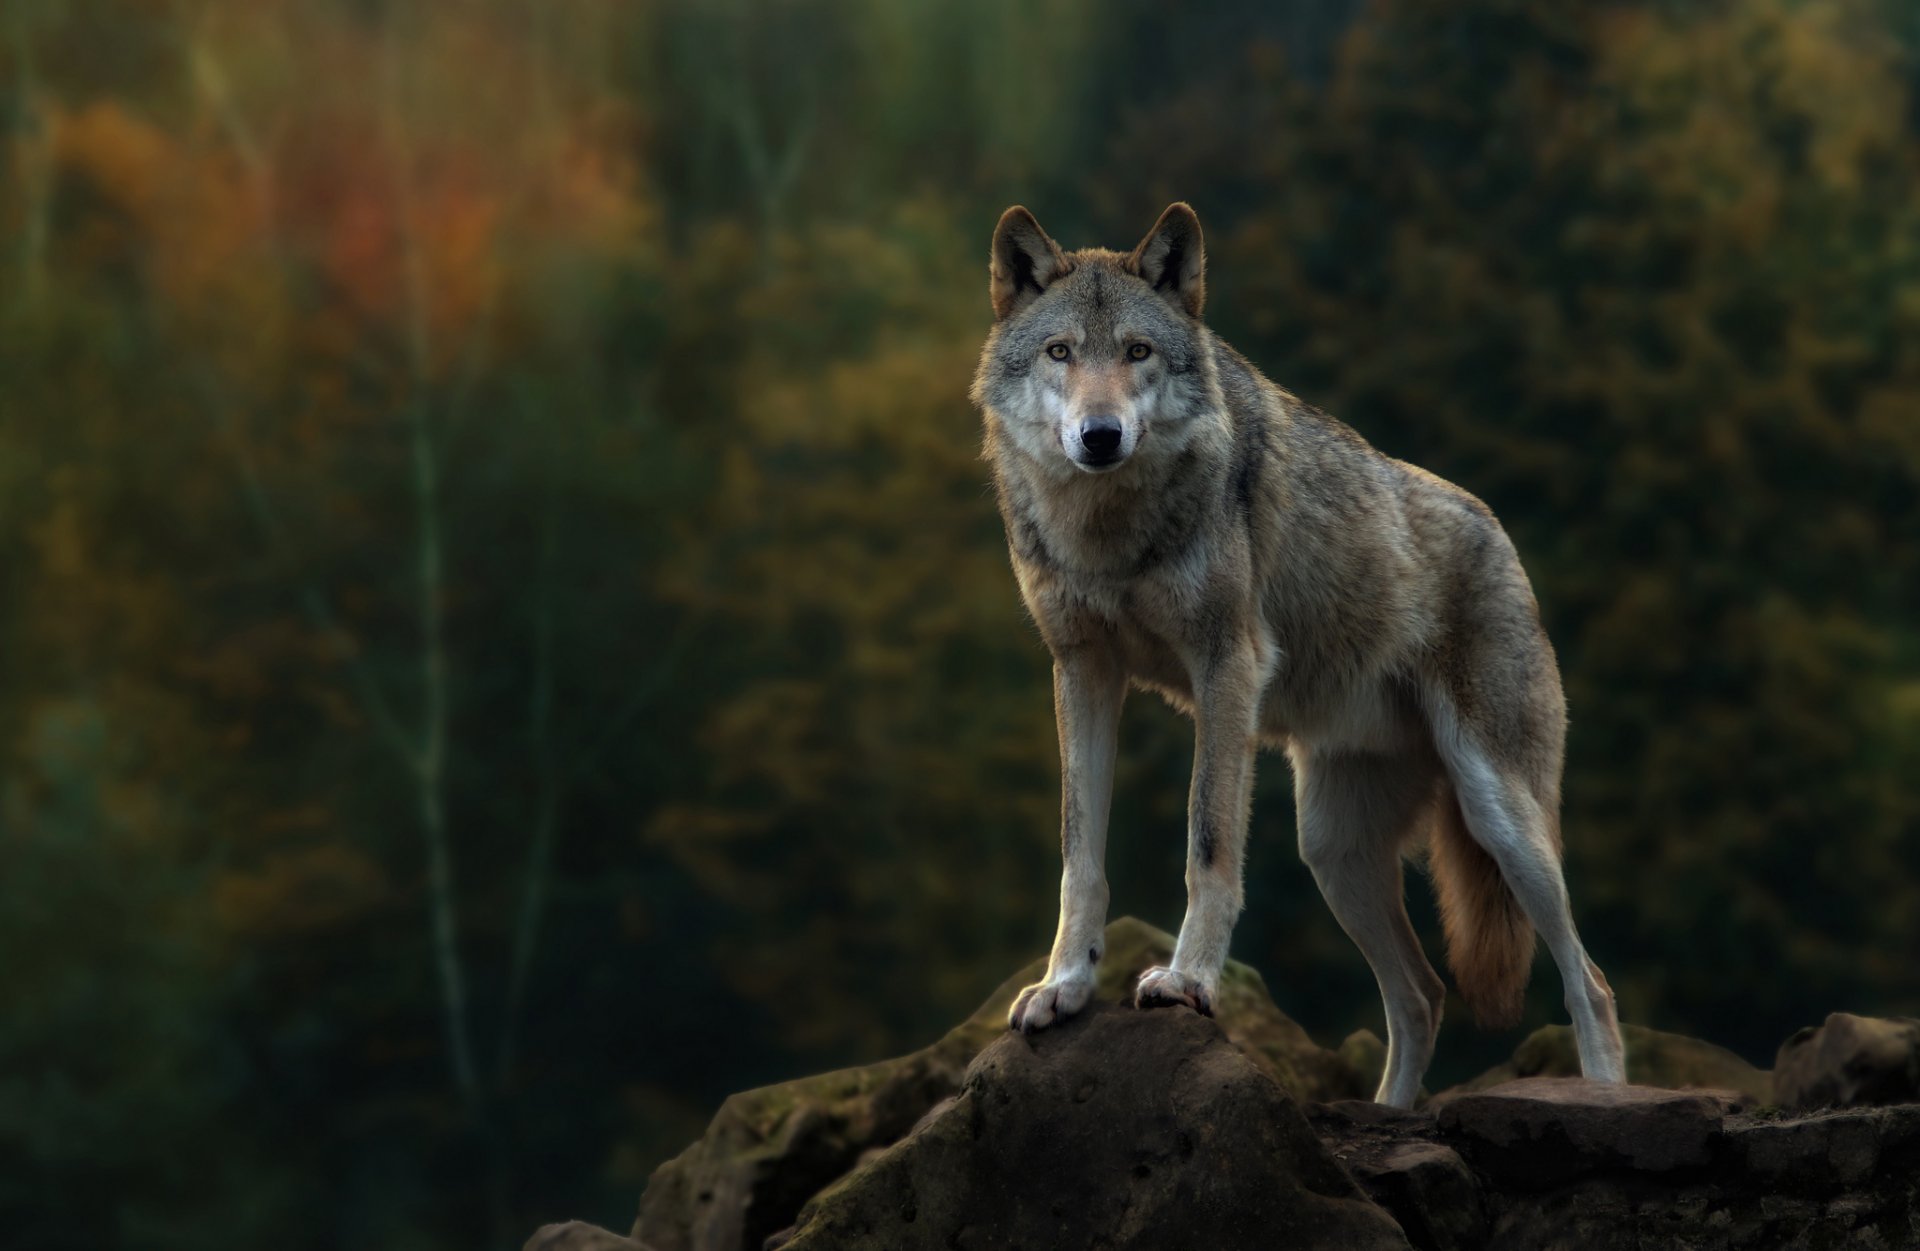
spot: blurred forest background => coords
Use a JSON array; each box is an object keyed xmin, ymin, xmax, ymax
[{"xmin": 4, "ymin": 0, "xmax": 1920, "ymax": 1246}]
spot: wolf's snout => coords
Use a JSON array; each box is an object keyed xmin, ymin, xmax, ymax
[{"xmin": 1079, "ymin": 415, "xmax": 1124, "ymax": 464}]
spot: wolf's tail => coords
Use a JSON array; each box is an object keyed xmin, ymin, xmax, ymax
[{"xmin": 1429, "ymin": 792, "xmax": 1534, "ymax": 1029}]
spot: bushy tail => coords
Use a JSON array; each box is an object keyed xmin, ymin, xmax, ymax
[{"xmin": 1430, "ymin": 793, "xmax": 1534, "ymax": 1029}]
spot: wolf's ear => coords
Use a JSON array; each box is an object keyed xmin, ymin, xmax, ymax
[
  {"xmin": 990, "ymin": 206, "xmax": 1068, "ymax": 321},
  {"xmin": 1129, "ymin": 202, "xmax": 1206, "ymax": 318}
]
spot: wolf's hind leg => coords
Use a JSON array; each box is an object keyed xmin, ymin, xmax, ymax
[
  {"xmin": 1294, "ymin": 748, "xmax": 1449, "ymax": 1108},
  {"xmin": 1010, "ymin": 650, "xmax": 1127, "ymax": 1033},
  {"xmin": 1436, "ymin": 727, "xmax": 1626, "ymax": 1084}
]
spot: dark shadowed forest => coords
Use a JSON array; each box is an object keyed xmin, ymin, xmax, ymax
[{"xmin": 4, "ymin": 0, "xmax": 1919, "ymax": 1247}]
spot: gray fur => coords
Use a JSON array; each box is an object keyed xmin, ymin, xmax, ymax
[{"xmin": 978, "ymin": 204, "xmax": 1626, "ymax": 1107}]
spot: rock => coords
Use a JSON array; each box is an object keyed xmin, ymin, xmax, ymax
[
  {"xmin": 1338, "ymin": 1028, "xmax": 1389, "ymax": 1097},
  {"xmin": 1433, "ymin": 1023, "xmax": 1772, "ymax": 1107},
  {"xmin": 1310, "ymin": 1101, "xmax": 1484, "ymax": 1250},
  {"xmin": 937, "ymin": 915, "xmax": 1372, "ymax": 1105},
  {"xmin": 1732, "ymin": 1106, "xmax": 1909, "ymax": 1188},
  {"xmin": 524, "ymin": 1221, "xmax": 655, "ymax": 1251},
  {"xmin": 630, "ymin": 1033, "xmax": 965, "ymax": 1251},
  {"xmin": 556, "ymin": 924, "xmax": 1920, "ymax": 1251},
  {"xmin": 1464, "ymin": 1102, "xmax": 1920, "ymax": 1250},
  {"xmin": 630, "ymin": 916, "xmax": 1371, "ymax": 1251},
  {"xmin": 1775, "ymin": 1013, "xmax": 1920, "ymax": 1109},
  {"xmin": 1357, "ymin": 1144, "xmax": 1483, "ymax": 1251},
  {"xmin": 1436, "ymin": 1077, "xmax": 1749, "ymax": 1186},
  {"xmin": 775, "ymin": 1003, "xmax": 1409, "ymax": 1250},
  {"xmin": 1302, "ymin": 1085, "xmax": 1920, "ymax": 1250}
]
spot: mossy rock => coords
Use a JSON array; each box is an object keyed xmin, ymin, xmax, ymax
[
  {"xmin": 775, "ymin": 1004, "xmax": 1408, "ymax": 1251},
  {"xmin": 1432, "ymin": 1023, "xmax": 1772, "ymax": 1107},
  {"xmin": 632, "ymin": 917, "xmax": 1371, "ymax": 1251},
  {"xmin": 953, "ymin": 916, "xmax": 1374, "ymax": 1104}
]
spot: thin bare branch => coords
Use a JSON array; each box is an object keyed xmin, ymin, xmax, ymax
[{"xmin": 383, "ymin": 10, "xmax": 481, "ymax": 1109}]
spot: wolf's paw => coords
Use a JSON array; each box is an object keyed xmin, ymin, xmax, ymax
[
  {"xmin": 1008, "ymin": 974, "xmax": 1094, "ymax": 1034},
  {"xmin": 1134, "ymin": 966, "xmax": 1215, "ymax": 1017}
]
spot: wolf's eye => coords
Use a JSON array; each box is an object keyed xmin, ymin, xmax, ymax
[
  {"xmin": 1047, "ymin": 343, "xmax": 1071, "ymax": 361},
  {"xmin": 1127, "ymin": 343, "xmax": 1152, "ymax": 361}
]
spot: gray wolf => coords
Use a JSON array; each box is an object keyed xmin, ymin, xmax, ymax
[{"xmin": 970, "ymin": 203, "xmax": 1626, "ymax": 1107}]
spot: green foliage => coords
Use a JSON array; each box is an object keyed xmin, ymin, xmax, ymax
[{"xmin": 1, "ymin": 0, "xmax": 1917, "ymax": 1247}]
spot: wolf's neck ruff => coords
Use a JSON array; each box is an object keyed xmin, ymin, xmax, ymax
[
  {"xmin": 971, "ymin": 202, "xmax": 1627, "ymax": 1109},
  {"xmin": 988, "ymin": 420, "xmax": 1224, "ymax": 580}
]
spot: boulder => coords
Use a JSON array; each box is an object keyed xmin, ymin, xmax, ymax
[
  {"xmin": 630, "ymin": 1031, "xmax": 964, "ymax": 1251},
  {"xmin": 1303, "ymin": 1079, "xmax": 1920, "ymax": 1250},
  {"xmin": 539, "ymin": 919, "xmax": 1920, "ymax": 1251},
  {"xmin": 524, "ymin": 1223, "xmax": 655, "ymax": 1251},
  {"xmin": 1774, "ymin": 1013, "xmax": 1920, "ymax": 1109},
  {"xmin": 1311, "ymin": 1100, "xmax": 1485, "ymax": 1251},
  {"xmin": 773, "ymin": 1003, "xmax": 1409, "ymax": 1250},
  {"xmin": 1337, "ymin": 1028, "xmax": 1390, "ymax": 1098},
  {"xmin": 1436, "ymin": 1077, "xmax": 1749, "ymax": 1187},
  {"xmin": 1355, "ymin": 1144, "xmax": 1482, "ymax": 1251},
  {"xmin": 1730, "ymin": 1105, "xmax": 1920, "ymax": 1188},
  {"xmin": 631, "ymin": 917, "xmax": 1371, "ymax": 1251},
  {"xmin": 1432, "ymin": 1023, "xmax": 1771, "ymax": 1107}
]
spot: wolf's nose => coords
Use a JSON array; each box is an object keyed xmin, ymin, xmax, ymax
[{"xmin": 1079, "ymin": 416, "xmax": 1123, "ymax": 461}]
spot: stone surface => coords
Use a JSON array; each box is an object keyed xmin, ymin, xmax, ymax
[
  {"xmin": 1344, "ymin": 1083, "xmax": 1920, "ymax": 1249},
  {"xmin": 774, "ymin": 1003, "xmax": 1409, "ymax": 1250},
  {"xmin": 630, "ymin": 916, "xmax": 1372, "ymax": 1251},
  {"xmin": 1434, "ymin": 1023, "xmax": 1772, "ymax": 1107},
  {"xmin": 532, "ymin": 928, "xmax": 1920, "ymax": 1251},
  {"xmin": 1311, "ymin": 1101, "xmax": 1484, "ymax": 1251},
  {"xmin": 630, "ymin": 1030, "xmax": 965, "ymax": 1251},
  {"xmin": 1730, "ymin": 1102, "xmax": 1920, "ymax": 1190},
  {"xmin": 1436, "ymin": 1077, "xmax": 1749, "ymax": 1186},
  {"xmin": 1775, "ymin": 1013, "xmax": 1920, "ymax": 1109},
  {"xmin": 524, "ymin": 1221, "xmax": 655, "ymax": 1251}
]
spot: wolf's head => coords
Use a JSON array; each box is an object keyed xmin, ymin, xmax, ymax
[{"xmin": 971, "ymin": 204, "xmax": 1216, "ymax": 477}]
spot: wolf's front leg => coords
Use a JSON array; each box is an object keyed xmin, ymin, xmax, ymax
[
  {"xmin": 1137, "ymin": 641, "xmax": 1261, "ymax": 1017},
  {"xmin": 1010, "ymin": 649, "xmax": 1126, "ymax": 1033}
]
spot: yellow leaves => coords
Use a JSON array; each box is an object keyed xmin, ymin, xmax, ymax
[
  {"xmin": 698, "ymin": 679, "xmax": 838, "ymax": 806},
  {"xmin": 540, "ymin": 119, "xmax": 654, "ymax": 260},
  {"xmin": 1889, "ymin": 683, "xmax": 1920, "ymax": 728},
  {"xmin": 1767, "ymin": 1, "xmax": 1904, "ymax": 192},
  {"xmin": 29, "ymin": 471, "xmax": 87, "ymax": 581},
  {"xmin": 39, "ymin": 5, "xmax": 659, "ymax": 396},
  {"xmin": 52, "ymin": 100, "xmax": 171, "ymax": 220},
  {"xmin": 644, "ymin": 804, "xmax": 779, "ymax": 910},
  {"xmin": 1587, "ymin": 0, "xmax": 1904, "ymax": 246},
  {"xmin": 53, "ymin": 99, "xmax": 277, "ymax": 336},
  {"xmin": 26, "ymin": 469, "xmax": 183, "ymax": 664},
  {"xmin": 213, "ymin": 843, "xmax": 389, "ymax": 939},
  {"xmin": 14, "ymin": 695, "xmax": 202, "ymax": 853},
  {"xmin": 661, "ymin": 203, "xmax": 1020, "ymax": 660},
  {"xmin": 1857, "ymin": 385, "xmax": 1920, "ymax": 473}
]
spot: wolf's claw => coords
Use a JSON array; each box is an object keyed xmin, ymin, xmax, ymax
[
  {"xmin": 1134, "ymin": 966, "xmax": 1216, "ymax": 1016},
  {"xmin": 1008, "ymin": 976, "xmax": 1094, "ymax": 1033}
]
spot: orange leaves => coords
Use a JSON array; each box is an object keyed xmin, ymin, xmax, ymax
[
  {"xmin": 1585, "ymin": 0, "xmax": 1906, "ymax": 247},
  {"xmin": 52, "ymin": 100, "xmax": 172, "ymax": 222},
  {"xmin": 53, "ymin": 99, "xmax": 274, "ymax": 328},
  {"xmin": 42, "ymin": 4, "xmax": 654, "ymax": 386},
  {"xmin": 307, "ymin": 145, "xmax": 505, "ymax": 363}
]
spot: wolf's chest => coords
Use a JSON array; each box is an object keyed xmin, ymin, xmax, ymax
[{"xmin": 1021, "ymin": 562, "xmax": 1212, "ymax": 706}]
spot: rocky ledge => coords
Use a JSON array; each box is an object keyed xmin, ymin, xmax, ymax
[{"xmin": 526, "ymin": 919, "xmax": 1920, "ymax": 1251}]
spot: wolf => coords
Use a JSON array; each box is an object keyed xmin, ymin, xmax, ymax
[{"xmin": 969, "ymin": 203, "xmax": 1627, "ymax": 1107}]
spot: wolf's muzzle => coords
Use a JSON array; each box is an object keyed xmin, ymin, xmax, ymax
[{"xmin": 1078, "ymin": 415, "xmax": 1124, "ymax": 466}]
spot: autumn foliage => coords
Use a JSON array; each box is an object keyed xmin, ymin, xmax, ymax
[{"xmin": 3, "ymin": 1, "xmax": 1918, "ymax": 1247}]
